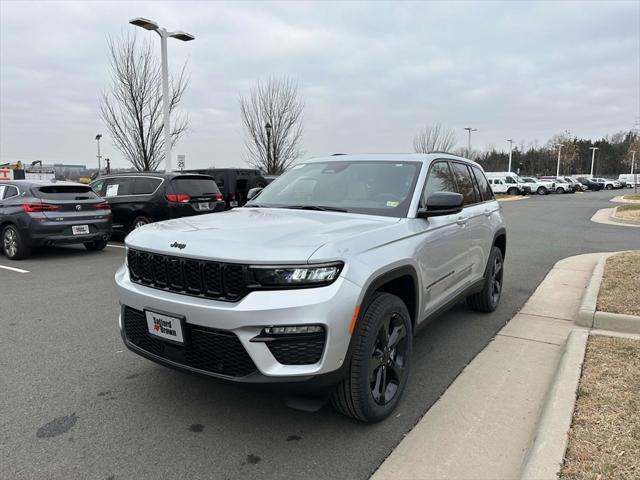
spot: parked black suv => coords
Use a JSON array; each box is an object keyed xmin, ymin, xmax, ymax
[
  {"xmin": 185, "ymin": 168, "xmax": 268, "ymax": 209},
  {"xmin": 90, "ymin": 173, "xmax": 225, "ymax": 233},
  {"xmin": 0, "ymin": 180, "xmax": 112, "ymax": 259},
  {"xmin": 575, "ymin": 177, "xmax": 604, "ymax": 191}
]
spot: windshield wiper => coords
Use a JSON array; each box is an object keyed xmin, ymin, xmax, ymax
[{"xmin": 280, "ymin": 205, "xmax": 348, "ymax": 213}]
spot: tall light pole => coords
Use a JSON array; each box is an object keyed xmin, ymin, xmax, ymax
[
  {"xmin": 506, "ymin": 139, "xmax": 514, "ymax": 172},
  {"xmin": 630, "ymin": 150, "xmax": 637, "ymax": 194},
  {"xmin": 555, "ymin": 143, "xmax": 564, "ymax": 177},
  {"xmin": 130, "ymin": 17, "xmax": 194, "ymax": 172},
  {"xmin": 464, "ymin": 127, "xmax": 477, "ymax": 158},
  {"xmin": 589, "ymin": 146, "xmax": 598, "ymax": 177},
  {"xmin": 95, "ymin": 134, "xmax": 102, "ymax": 174},
  {"xmin": 265, "ymin": 122, "xmax": 272, "ymax": 171}
]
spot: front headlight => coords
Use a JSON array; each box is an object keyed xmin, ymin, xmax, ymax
[{"xmin": 251, "ymin": 263, "xmax": 343, "ymax": 287}]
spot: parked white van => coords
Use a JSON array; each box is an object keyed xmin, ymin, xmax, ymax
[{"xmin": 618, "ymin": 174, "xmax": 639, "ymax": 188}]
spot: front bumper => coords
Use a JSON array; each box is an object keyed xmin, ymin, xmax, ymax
[{"xmin": 115, "ymin": 263, "xmax": 361, "ymax": 383}]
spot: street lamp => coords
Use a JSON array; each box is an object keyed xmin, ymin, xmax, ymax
[
  {"xmin": 129, "ymin": 17, "xmax": 194, "ymax": 172},
  {"xmin": 95, "ymin": 134, "xmax": 102, "ymax": 174},
  {"xmin": 506, "ymin": 139, "xmax": 514, "ymax": 172},
  {"xmin": 630, "ymin": 150, "xmax": 637, "ymax": 193},
  {"xmin": 265, "ymin": 122, "xmax": 272, "ymax": 168},
  {"xmin": 464, "ymin": 127, "xmax": 477, "ymax": 158},
  {"xmin": 589, "ymin": 146, "xmax": 598, "ymax": 177},
  {"xmin": 555, "ymin": 144, "xmax": 564, "ymax": 177}
]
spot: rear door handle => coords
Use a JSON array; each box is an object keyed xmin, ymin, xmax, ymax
[{"xmin": 483, "ymin": 209, "xmax": 492, "ymax": 217}]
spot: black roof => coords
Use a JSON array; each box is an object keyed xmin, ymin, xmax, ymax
[{"xmin": 94, "ymin": 172, "xmax": 213, "ymax": 179}]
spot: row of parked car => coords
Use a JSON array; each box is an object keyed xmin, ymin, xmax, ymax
[
  {"xmin": 484, "ymin": 172, "xmax": 629, "ymax": 196},
  {"xmin": 0, "ymin": 169, "xmax": 270, "ymax": 259}
]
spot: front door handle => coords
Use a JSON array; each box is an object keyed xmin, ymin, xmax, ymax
[
  {"xmin": 483, "ymin": 209, "xmax": 492, "ymax": 217},
  {"xmin": 456, "ymin": 216, "xmax": 468, "ymax": 226}
]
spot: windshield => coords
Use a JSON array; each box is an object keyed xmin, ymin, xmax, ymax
[{"xmin": 247, "ymin": 161, "xmax": 422, "ymax": 217}]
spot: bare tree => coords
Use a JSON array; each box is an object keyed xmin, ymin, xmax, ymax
[
  {"xmin": 100, "ymin": 33, "xmax": 189, "ymax": 171},
  {"xmin": 240, "ymin": 77, "xmax": 304, "ymax": 174},
  {"xmin": 413, "ymin": 123, "xmax": 457, "ymax": 154}
]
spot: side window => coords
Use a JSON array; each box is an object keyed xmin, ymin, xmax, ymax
[
  {"xmin": 104, "ymin": 178, "xmax": 133, "ymax": 197},
  {"xmin": 90, "ymin": 179, "xmax": 106, "ymax": 195},
  {"xmin": 4, "ymin": 186, "xmax": 18, "ymax": 199},
  {"xmin": 450, "ymin": 162, "xmax": 478, "ymax": 206},
  {"xmin": 133, "ymin": 177, "xmax": 162, "ymax": 195},
  {"xmin": 422, "ymin": 161, "xmax": 457, "ymax": 206},
  {"xmin": 0, "ymin": 186, "xmax": 5, "ymax": 199},
  {"xmin": 472, "ymin": 167, "xmax": 495, "ymax": 201},
  {"xmin": 504, "ymin": 176, "xmax": 516, "ymax": 184}
]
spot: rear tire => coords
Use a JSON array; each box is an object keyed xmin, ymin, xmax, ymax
[
  {"xmin": 556, "ymin": 187, "xmax": 565, "ymax": 194},
  {"xmin": 130, "ymin": 216, "xmax": 151, "ymax": 231},
  {"xmin": 536, "ymin": 186, "xmax": 547, "ymax": 195},
  {"xmin": 84, "ymin": 239, "xmax": 108, "ymax": 251},
  {"xmin": 2, "ymin": 225, "xmax": 31, "ymax": 260},
  {"xmin": 331, "ymin": 293, "xmax": 412, "ymax": 423},
  {"xmin": 466, "ymin": 246, "xmax": 504, "ymax": 313}
]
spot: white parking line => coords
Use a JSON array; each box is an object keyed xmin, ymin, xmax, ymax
[
  {"xmin": 0, "ymin": 265, "xmax": 29, "ymax": 273},
  {"xmin": 107, "ymin": 244, "xmax": 126, "ymax": 249}
]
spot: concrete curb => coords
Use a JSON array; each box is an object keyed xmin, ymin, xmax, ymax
[
  {"xmin": 577, "ymin": 253, "xmax": 640, "ymax": 334},
  {"xmin": 519, "ymin": 329, "xmax": 589, "ymax": 480},
  {"xmin": 497, "ymin": 196, "xmax": 530, "ymax": 202},
  {"xmin": 576, "ymin": 256, "xmax": 606, "ymax": 328},
  {"xmin": 591, "ymin": 208, "xmax": 640, "ymax": 228},
  {"xmin": 608, "ymin": 206, "xmax": 640, "ymax": 225},
  {"xmin": 610, "ymin": 195, "xmax": 640, "ymax": 203}
]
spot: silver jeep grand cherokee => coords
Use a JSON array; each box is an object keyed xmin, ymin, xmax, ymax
[{"xmin": 116, "ymin": 154, "xmax": 506, "ymax": 422}]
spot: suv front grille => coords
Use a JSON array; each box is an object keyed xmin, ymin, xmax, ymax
[
  {"xmin": 122, "ymin": 306, "xmax": 257, "ymax": 377},
  {"xmin": 127, "ymin": 249, "xmax": 248, "ymax": 301}
]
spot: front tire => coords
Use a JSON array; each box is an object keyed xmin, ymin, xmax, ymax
[
  {"xmin": 331, "ymin": 293, "xmax": 412, "ymax": 423},
  {"xmin": 507, "ymin": 187, "xmax": 518, "ymax": 196},
  {"xmin": 84, "ymin": 239, "xmax": 108, "ymax": 251},
  {"xmin": 536, "ymin": 186, "xmax": 547, "ymax": 195},
  {"xmin": 466, "ymin": 246, "xmax": 504, "ymax": 313},
  {"xmin": 556, "ymin": 187, "xmax": 565, "ymax": 194},
  {"xmin": 2, "ymin": 225, "xmax": 31, "ymax": 260},
  {"xmin": 605, "ymin": 184, "xmax": 613, "ymax": 190}
]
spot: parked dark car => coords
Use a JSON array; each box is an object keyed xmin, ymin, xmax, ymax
[
  {"xmin": 185, "ymin": 168, "xmax": 268, "ymax": 209},
  {"xmin": 90, "ymin": 173, "xmax": 225, "ymax": 233},
  {"xmin": 575, "ymin": 177, "xmax": 604, "ymax": 191},
  {"xmin": 0, "ymin": 180, "xmax": 112, "ymax": 260}
]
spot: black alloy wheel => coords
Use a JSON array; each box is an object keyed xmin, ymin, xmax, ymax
[{"xmin": 370, "ymin": 312, "xmax": 409, "ymax": 406}]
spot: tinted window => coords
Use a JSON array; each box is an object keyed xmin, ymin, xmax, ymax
[
  {"xmin": 104, "ymin": 178, "xmax": 134, "ymax": 197},
  {"xmin": 133, "ymin": 177, "xmax": 162, "ymax": 195},
  {"xmin": 249, "ymin": 161, "xmax": 421, "ymax": 218},
  {"xmin": 471, "ymin": 167, "xmax": 494, "ymax": 201},
  {"xmin": 450, "ymin": 162, "xmax": 477, "ymax": 205},
  {"xmin": 3, "ymin": 186, "xmax": 18, "ymax": 199},
  {"xmin": 504, "ymin": 176, "xmax": 516, "ymax": 184},
  {"xmin": 169, "ymin": 177, "xmax": 219, "ymax": 196},
  {"xmin": 423, "ymin": 161, "xmax": 457, "ymax": 205},
  {"xmin": 90, "ymin": 179, "xmax": 106, "ymax": 195},
  {"xmin": 35, "ymin": 185, "xmax": 99, "ymax": 200}
]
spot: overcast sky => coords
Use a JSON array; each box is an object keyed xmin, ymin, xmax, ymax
[{"xmin": 1, "ymin": 0, "xmax": 639, "ymax": 169}]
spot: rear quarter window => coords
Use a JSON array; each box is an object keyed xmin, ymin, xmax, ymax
[
  {"xmin": 35, "ymin": 185, "xmax": 99, "ymax": 200},
  {"xmin": 133, "ymin": 177, "xmax": 163, "ymax": 195}
]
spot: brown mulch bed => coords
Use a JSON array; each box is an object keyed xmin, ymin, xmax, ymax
[
  {"xmin": 560, "ymin": 335, "xmax": 640, "ymax": 480},
  {"xmin": 597, "ymin": 252, "xmax": 640, "ymax": 317}
]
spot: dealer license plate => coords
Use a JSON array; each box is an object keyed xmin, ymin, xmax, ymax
[
  {"xmin": 145, "ymin": 310, "xmax": 185, "ymax": 344},
  {"xmin": 72, "ymin": 225, "xmax": 90, "ymax": 235}
]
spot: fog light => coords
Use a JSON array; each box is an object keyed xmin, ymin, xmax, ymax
[{"xmin": 263, "ymin": 325, "xmax": 323, "ymax": 335}]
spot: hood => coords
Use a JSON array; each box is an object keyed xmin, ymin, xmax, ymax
[{"xmin": 125, "ymin": 207, "xmax": 400, "ymax": 263}]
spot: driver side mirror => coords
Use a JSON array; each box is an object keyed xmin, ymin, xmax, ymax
[
  {"xmin": 417, "ymin": 192, "xmax": 464, "ymax": 218},
  {"xmin": 247, "ymin": 187, "xmax": 263, "ymax": 201}
]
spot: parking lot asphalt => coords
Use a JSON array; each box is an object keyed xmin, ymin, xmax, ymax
[{"xmin": 1, "ymin": 190, "xmax": 638, "ymax": 480}]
